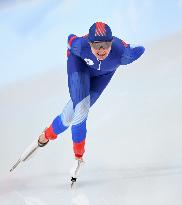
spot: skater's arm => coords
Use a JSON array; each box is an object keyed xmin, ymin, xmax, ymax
[
  {"xmin": 67, "ymin": 34, "xmax": 82, "ymax": 57},
  {"xmin": 117, "ymin": 38, "xmax": 145, "ymax": 65}
]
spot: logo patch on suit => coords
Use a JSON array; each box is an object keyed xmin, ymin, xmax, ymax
[{"xmin": 84, "ymin": 58, "xmax": 94, "ymax": 66}]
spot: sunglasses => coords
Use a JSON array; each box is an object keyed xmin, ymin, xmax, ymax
[{"xmin": 90, "ymin": 41, "xmax": 112, "ymax": 50}]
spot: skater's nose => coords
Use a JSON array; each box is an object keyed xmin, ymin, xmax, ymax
[{"xmin": 99, "ymin": 46, "xmax": 105, "ymax": 51}]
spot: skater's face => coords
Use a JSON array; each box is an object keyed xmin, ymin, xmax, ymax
[{"xmin": 90, "ymin": 41, "xmax": 112, "ymax": 60}]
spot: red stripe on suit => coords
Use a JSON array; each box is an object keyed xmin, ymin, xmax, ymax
[
  {"xmin": 95, "ymin": 22, "xmax": 106, "ymax": 36},
  {"xmin": 73, "ymin": 140, "xmax": 85, "ymax": 158},
  {"xmin": 69, "ymin": 35, "xmax": 77, "ymax": 47}
]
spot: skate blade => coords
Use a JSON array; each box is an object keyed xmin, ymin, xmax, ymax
[
  {"xmin": 10, "ymin": 159, "xmax": 21, "ymax": 172},
  {"xmin": 71, "ymin": 181, "xmax": 75, "ymax": 188},
  {"xmin": 22, "ymin": 145, "xmax": 39, "ymax": 162}
]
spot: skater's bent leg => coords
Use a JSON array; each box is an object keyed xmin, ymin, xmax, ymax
[
  {"xmin": 70, "ymin": 71, "xmax": 115, "ymax": 157},
  {"xmin": 70, "ymin": 71, "xmax": 115, "ymax": 156},
  {"xmin": 67, "ymin": 54, "xmax": 90, "ymax": 158}
]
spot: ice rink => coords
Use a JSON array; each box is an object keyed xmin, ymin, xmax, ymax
[{"xmin": 0, "ymin": 32, "xmax": 182, "ymax": 204}]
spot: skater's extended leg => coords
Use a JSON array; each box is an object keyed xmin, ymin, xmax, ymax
[
  {"xmin": 10, "ymin": 100, "xmax": 75, "ymax": 172},
  {"xmin": 39, "ymin": 99, "xmax": 74, "ymax": 143}
]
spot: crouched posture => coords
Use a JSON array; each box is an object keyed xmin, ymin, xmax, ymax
[
  {"xmin": 43, "ymin": 22, "xmax": 145, "ymax": 159},
  {"xmin": 44, "ymin": 56, "xmax": 117, "ymax": 158},
  {"xmin": 10, "ymin": 22, "xmax": 145, "ymax": 183}
]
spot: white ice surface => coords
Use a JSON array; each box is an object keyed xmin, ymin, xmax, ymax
[{"xmin": 0, "ymin": 32, "xmax": 182, "ymax": 204}]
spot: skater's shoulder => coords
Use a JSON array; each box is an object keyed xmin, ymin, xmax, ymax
[
  {"xmin": 68, "ymin": 34, "xmax": 81, "ymax": 49},
  {"xmin": 67, "ymin": 34, "xmax": 90, "ymax": 57},
  {"xmin": 67, "ymin": 34, "xmax": 83, "ymax": 56},
  {"xmin": 112, "ymin": 36, "xmax": 129, "ymax": 50}
]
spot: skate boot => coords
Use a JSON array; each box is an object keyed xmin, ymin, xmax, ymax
[
  {"xmin": 10, "ymin": 129, "xmax": 49, "ymax": 172},
  {"xmin": 70, "ymin": 157, "xmax": 85, "ymax": 188}
]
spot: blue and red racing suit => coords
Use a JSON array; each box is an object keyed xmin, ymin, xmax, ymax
[{"xmin": 44, "ymin": 34, "xmax": 145, "ymax": 158}]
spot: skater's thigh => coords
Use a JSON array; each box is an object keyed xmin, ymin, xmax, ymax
[
  {"xmin": 67, "ymin": 54, "xmax": 90, "ymax": 109},
  {"xmin": 90, "ymin": 70, "xmax": 116, "ymax": 106}
]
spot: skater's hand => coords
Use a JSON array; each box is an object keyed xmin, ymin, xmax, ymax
[{"xmin": 120, "ymin": 46, "xmax": 145, "ymax": 65}]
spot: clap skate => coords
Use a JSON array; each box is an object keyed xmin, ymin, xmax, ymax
[
  {"xmin": 70, "ymin": 158, "xmax": 85, "ymax": 188},
  {"xmin": 10, "ymin": 129, "xmax": 49, "ymax": 172}
]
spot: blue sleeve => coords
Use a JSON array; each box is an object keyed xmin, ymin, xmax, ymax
[
  {"xmin": 67, "ymin": 34, "xmax": 82, "ymax": 57},
  {"xmin": 120, "ymin": 44, "xmax": 145, "ymax": 65}
]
